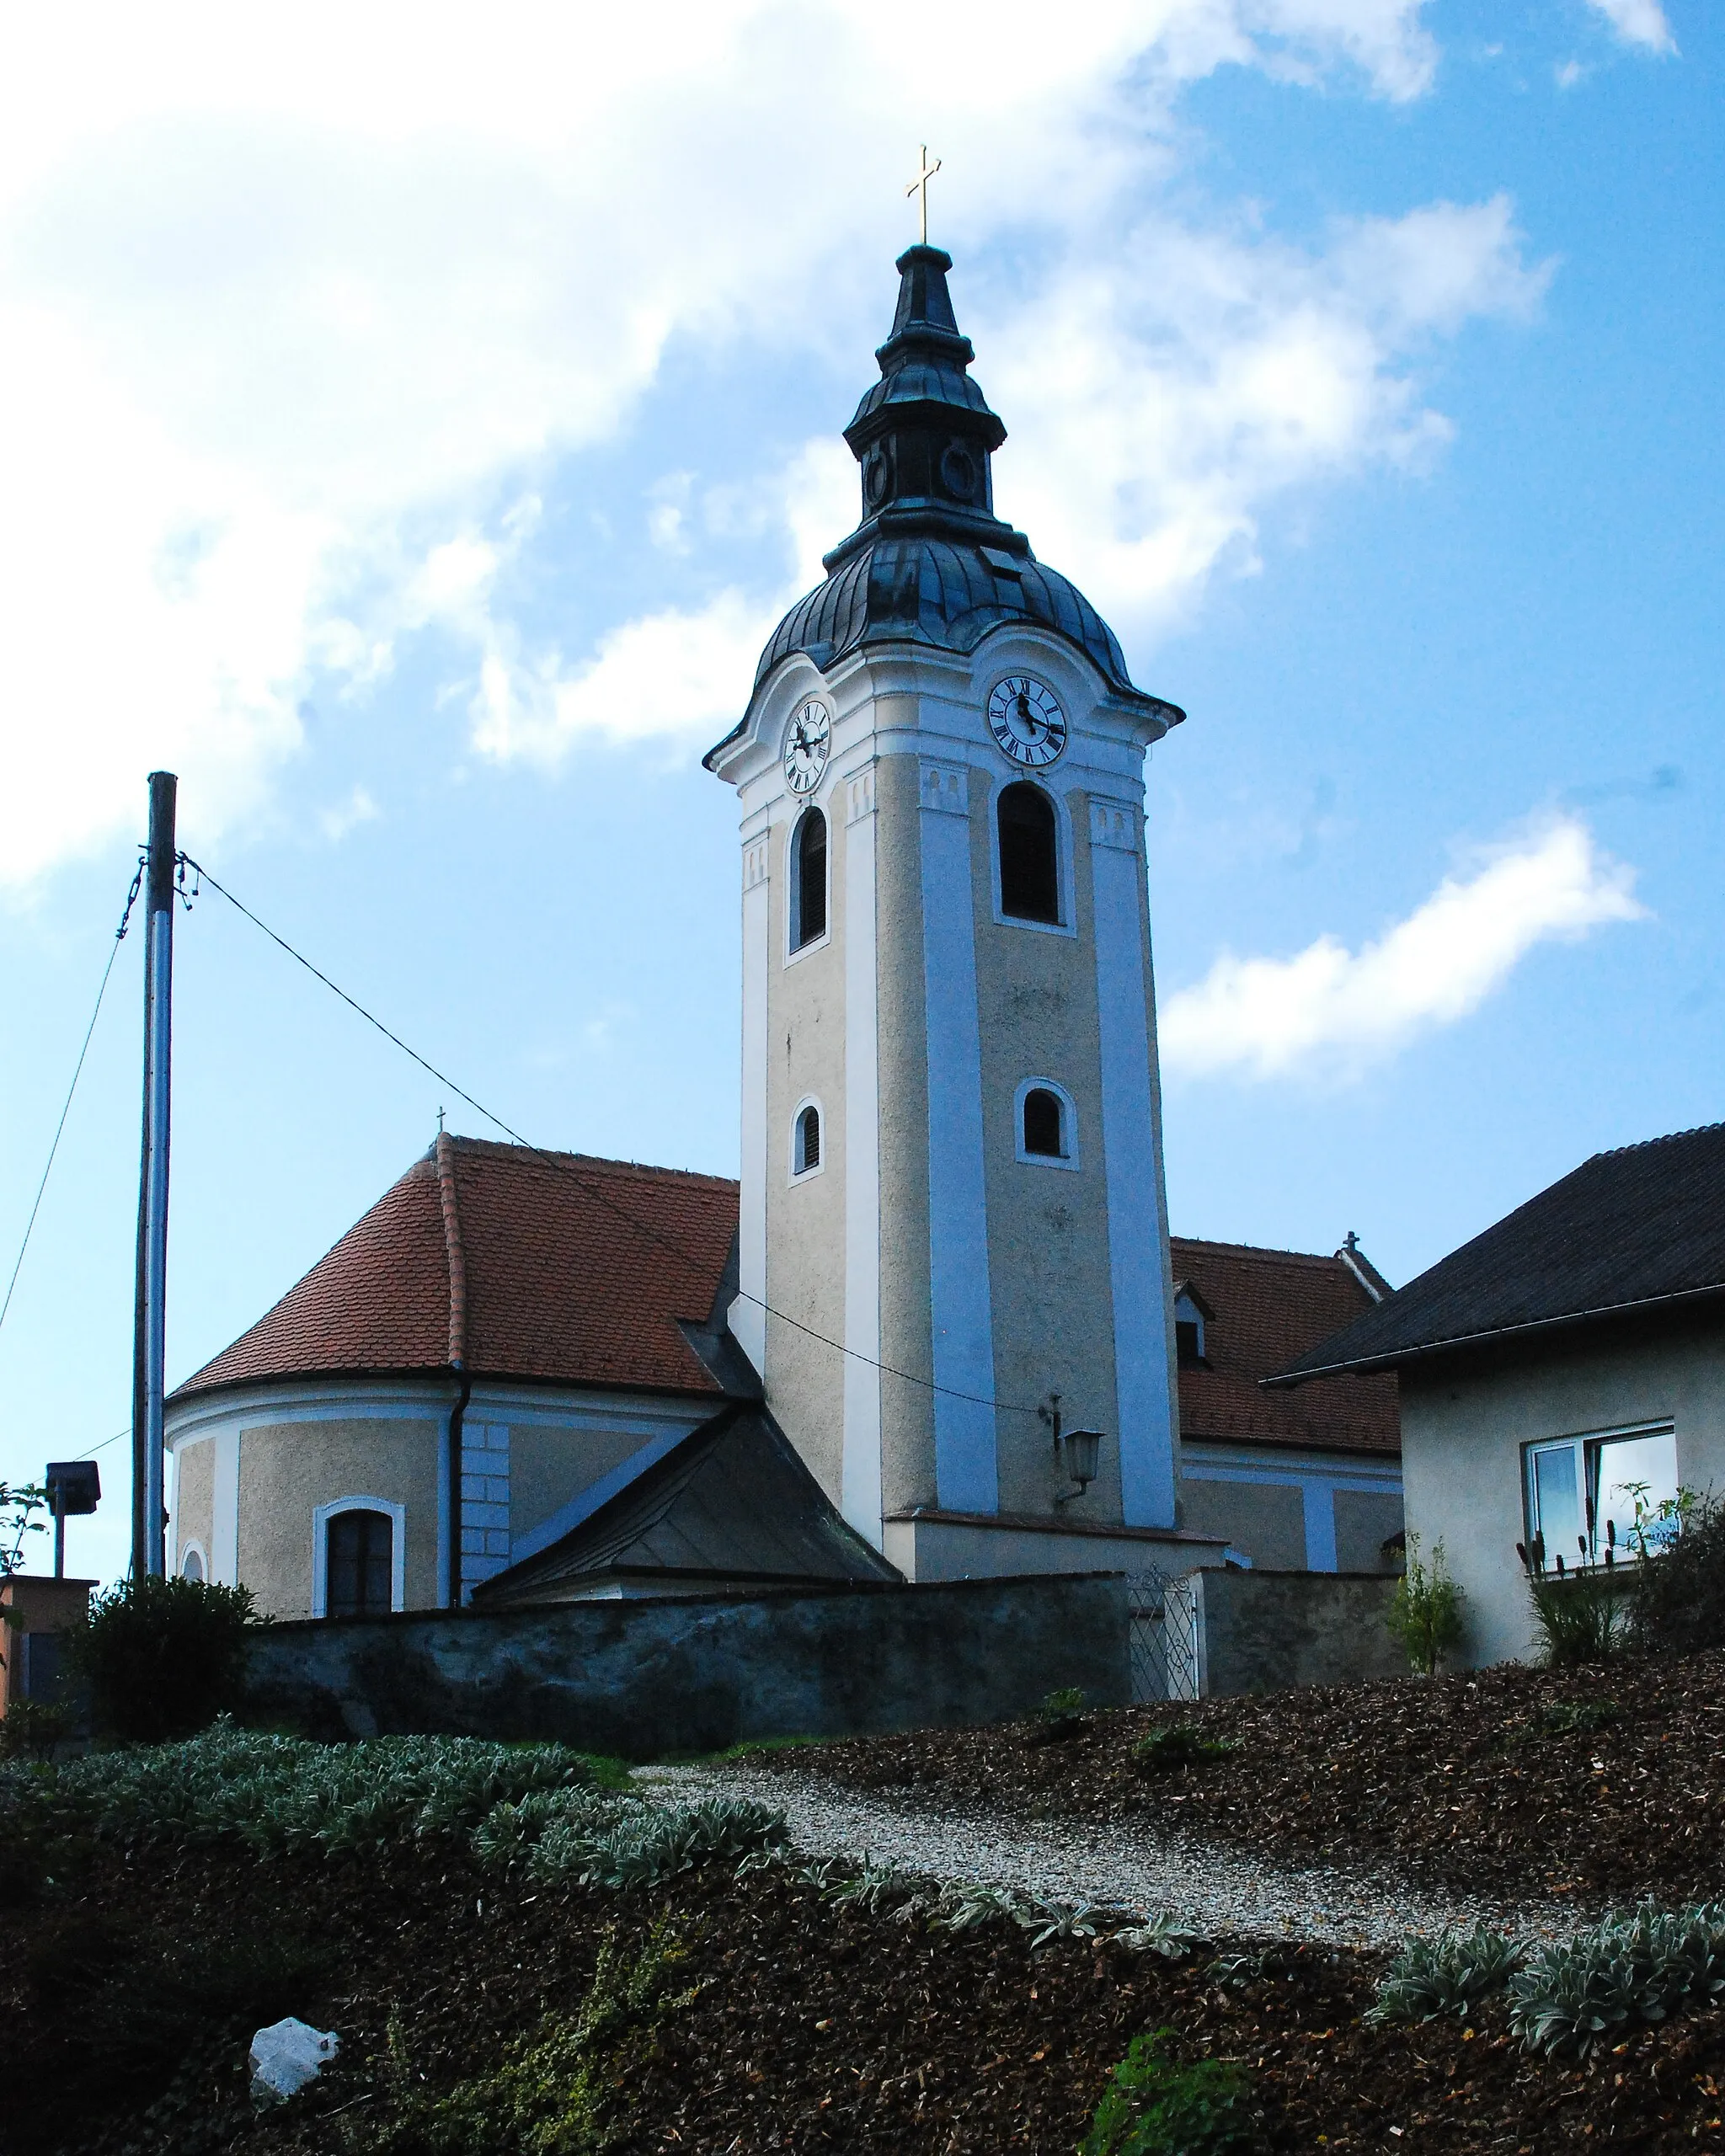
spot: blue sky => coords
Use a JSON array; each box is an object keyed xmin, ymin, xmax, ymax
[{"xmin": 1, "ymin": 0, "xmax": 1717, "ymax": 1584}]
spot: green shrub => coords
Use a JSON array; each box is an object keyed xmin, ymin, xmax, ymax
[
  {"xmin": 1132, "ymin": 1724, "xmax": 1236, "ymax": 1774},
  {"xmin": 1385, "ymin": 1534, "xmax": 1465, "ymax": 1676},
  {"xmin": 0, "ymin": 1698, "xmax": 69, "ymax": 1762},
  {"xmin": 1626, "ymin": 1492, "xmax": 1725, "ymax": 1657},
  {"xmin": 1509, "ymin": 1902, "xmax": 1725, "ymax": 2058},
  {"xmin": 1524, "ymin": 1566, "xmax": 1627, "ymax": 1668},
  {"xmin": 1081, "ymin": 2030, "xmax": 1262, "ymax": 2156},
  {"xmin": 71, "ymin": 1573, "xmax": 259, "ymax": 1742},
  {"xmin": 1367, "ymin": 1926, "xmax": 1526, "ymax": 2025}
]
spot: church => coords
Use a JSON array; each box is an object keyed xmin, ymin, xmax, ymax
[{"xmin": 166, "ymin": 243, "xmax": 1403, "ymax": 1620}]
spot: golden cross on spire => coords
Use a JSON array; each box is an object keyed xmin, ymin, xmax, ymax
[{"xmin": 905, "ymin": 145, "xmax": 942, "ymax": 246}]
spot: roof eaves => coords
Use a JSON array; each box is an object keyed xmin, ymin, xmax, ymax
[{"xmin": 1264, "ymin": 1278, "xmax": 1725, "ymax": 1388}]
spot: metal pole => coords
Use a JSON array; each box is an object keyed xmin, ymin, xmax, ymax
[
  {"xmin": 131, "ymin": 771, "xmax": 176, "ymax": 1580},
  {"xmin": 53, "ymin": 1498, "xmax": 65, "ymax": 1580}
]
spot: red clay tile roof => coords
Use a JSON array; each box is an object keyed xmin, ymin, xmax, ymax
[
  {"xmin": 1171, "ymin": 1236, "xmax": 1399, "ymax": 1457},
  {"xmin": 173, "ymin": 1139, "xmax": 740, "ymax": 1402}
]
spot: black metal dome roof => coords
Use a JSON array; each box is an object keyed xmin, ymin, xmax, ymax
[{"xmin": 708, "ymin": 246, "xmax": 1183, "ymax": 760}]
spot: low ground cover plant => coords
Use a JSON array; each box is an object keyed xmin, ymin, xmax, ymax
[
  {"xmin": 1132, "ymin": 1723, "xmax": 1236, "ymax": 1774},
  {"xmin": 1081, "ymin": 2029, "xmax": 1263, "ymax": 2155},
  {"xmin": 1366, "ymin": 1925, "xmax": 1526, "ymax": 2025},
  {"xmin": 1537, "ymin": 1697, "xmax": 1622, "ymax": 1737}
]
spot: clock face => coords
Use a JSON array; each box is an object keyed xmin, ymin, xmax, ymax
[
  {"xmin": 782, "ymin": 699, "xmax": 831, "ymax": 795},
  {"xmin": 987, "ymin": 675, "xmax": 1067, "ymax": 767}
]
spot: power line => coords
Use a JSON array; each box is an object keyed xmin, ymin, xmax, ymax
[
  {"xmin": 184, "ymin": 854, "xmax": 1044, "ymax": 1419},
  {"xmin": 0, "ymin": 866, "xmax": 145, "ymax": 1347}
]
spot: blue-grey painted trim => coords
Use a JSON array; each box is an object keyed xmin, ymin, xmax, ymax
[
  {"xmin": 1302, "ymin": 1483, "xmax": 1338, "ymax": 1572},
  {"xmin": 1092, "ymin": 834, "xmax": 1177, "ymax": 1527},
  {"xmin": 918, "ymin": 760, "xmax": 998, "ymax": 1513},
  {"xmin": 508, "ymin": 1428, "xmax": 691, "ymax": 1565}
]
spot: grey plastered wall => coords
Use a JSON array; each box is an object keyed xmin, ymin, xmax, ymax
[
  {"xmin": 172, "ymin": 1438, "xmax": 215, "ymax": 1573},
  {"xmin": 236, "ymin": 1417, "xmax": 441, "ymax": 1619},
  {"xmin": 243, "ymin": 1572, "xmax": 1132, "ymax": 1756},
  {"xmin": 873, "ymin": 744, "xmax": 937, "ymax": 1515},
  {"xmin": 1178, "ymin": 1478, "xmax": 1307, "ymax": 1570},
  {"xmin": 510, "ymin": 1424, "xmax": 647, "ymax": 1545},
  {"xmin": 1334, "ymin": 1490, "xmax": 1405, "ymax": 1574},
  {"xmin": 1400, "ymin": 1311, "xmax": 1725, "ymax": 1669},
  {"xmin": 1201, "ymin": 1570, "xmax": 1405, "ymax": 1696},
  {"xmin": 762, "ymin": 782, "xmax": 850, "ymax": 1507}
]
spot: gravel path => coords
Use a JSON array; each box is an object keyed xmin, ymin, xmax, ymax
[{"xmin": 635, "ymin": 1762, "xmax": 1577, "ymax": 1951}]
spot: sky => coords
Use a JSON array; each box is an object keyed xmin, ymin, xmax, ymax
[{"xmin": 1, "ymin": 0, "xmax": 1718, "ymax": 1586}]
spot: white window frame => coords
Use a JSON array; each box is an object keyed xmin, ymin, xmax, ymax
[
  {"xmin": 312, "ymin": 1495, "xmax": 408, "ymax": 1618},
  {"xmin": 1522, "ymin": 1420, "xmax": 1678, "ymax": 1569},
  {"xmin": 178, "ymin": 1539, "xmax": 209, "ymax": 1583},
  {"xmin": 783, "ymin": 803, "xmax": 832, "ymax": 966},
  {"xmin": 788, "ymin": 1095, "xmax": 826, "ymax": 1183},
  {"xmin": 1013, "ymin": 1076, "xmax": 1080, "ymax": 1170},
  {"xmin": 987, "ymin": 775, "xmax": 1077, "ymax": 939}
]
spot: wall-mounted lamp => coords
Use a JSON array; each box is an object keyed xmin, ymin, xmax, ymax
[{"xmin": 1039, "ymin": 1396, "xmax": 1104, "ymax": 1507}]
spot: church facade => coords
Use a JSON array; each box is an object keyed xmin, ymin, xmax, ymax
[{"xmin": 164, "ymin": 245, "xmax": 1402, "ymax": 1619}]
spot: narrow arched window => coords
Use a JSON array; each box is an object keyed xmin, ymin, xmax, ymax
[
  {"xmin": 181, "ymin": 1546, "xmax": 205, "ymax": 1583},
  {"xmin": 1022, "ymin": 1087, "xmax": 1065, "ymax": 1158},
  {"xmin": 998, "ymin": 783, "xmax": 1059, "ymax": 923},
  {"xmin": 328, "ymin": 1508, "xmax": 393, "ymax": 1619},
  {"xmin": 790, "ymin": 808, "xmax": 827, "ymax": 951},
  {"xmin": 794, "ymin": 1103, "xmax": 821, "ymax": 1176}
]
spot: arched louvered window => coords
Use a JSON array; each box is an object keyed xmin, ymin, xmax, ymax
[
  {"xmin": 1022, "ymin": 1087, "xmax": 1065, "ymax": 1158},
  {"xmin": 998, "ymin": 782, "xmax": 1060, "ymax": 923},
  {"xmin": 327, "ymin": 1508, "xmax": 394, "ymax": 1619},
  {"xmin": 790, "ymin": 808, "xmax": 827, "ymax": 951},
  {"xmin": 794, "ymin": 1103, "xmax": 821, "ymax": 1177}
]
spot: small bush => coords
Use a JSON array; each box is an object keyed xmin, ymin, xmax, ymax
[
  {"xmin": 1525, "ymin": 1566, "xmax": 1627, "ymax": 1668},
  {"xmin": 1367, "ymin": 1926, "xmax": 1526, "ymax": 2025},
  {"xmin": 1132, "ymin": 1724, "xmax": 1236, "ymax": 1775},
  {"xmin": 1509, "ymin": 1902, "xmax": 1725, "ymax": 2058},
  {"xmin": 71, "ymin": 1573, "xmax": 259, "ymax": 1742},
  {"xmin": 1539, "ymin": 1698, "xmax": 1622, "ymax": 1737},
  {"xmin": 1626, "ymin": 1492, "xmax": 1725, "ymax": 1657},
  {"xmin": 1081, "ymin": 2029, "xmax": 1263, "ymax": 2156},
  {"xmin": 0, "ymin": 1698, "xmax": 69, "ymax": 1762},
  {"xmin": 1386, "ymin": 1534, "xmax": 1465, "ymax": 1676}
]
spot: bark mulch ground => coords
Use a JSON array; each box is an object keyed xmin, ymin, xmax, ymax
[
  {"xmin": 751, "ymin": 1651, "xmax": 1725, "ymax": 1907},
  {"xmin": 4, "ymin": 1829, "xmax": 1725, "ymax": 2154}
]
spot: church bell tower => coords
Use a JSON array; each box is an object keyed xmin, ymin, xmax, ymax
[{"xmin": 705, "ymin": 245, "xmax": 1188, "ymax": 1579}]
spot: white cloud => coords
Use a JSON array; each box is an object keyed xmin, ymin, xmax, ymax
[
  {"xmin": 0, "ymin": 0, "xmax": 1475, "ymax": 878},
  {"xmin": 1584, "ymin": 0, "xmax": 1677, "ymax": 54},
  {"xmin": 317, "ymin": 786, "xmax": 379, "ymax": 843},
  {"xmin": 1160, "ymin": 815, "xmax": 1646, "ymax": 1081}
]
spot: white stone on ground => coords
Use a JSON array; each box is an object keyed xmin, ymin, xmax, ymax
[
  {"xmin": 249, "ymin": 2017, "xmax": 340, "ymax": 2105},
  {"xmin": 636, "ymin": 1762, "xmax": 1578, "ymax": 1950}
]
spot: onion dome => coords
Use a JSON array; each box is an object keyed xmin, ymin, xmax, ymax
[{"xmin": 713, "ymin": 246, "xmax": 1183, "ymax": 753}]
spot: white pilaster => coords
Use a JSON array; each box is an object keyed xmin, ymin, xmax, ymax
[
  {"xmin": 918, "ymin": 758, "xmax": 998, "ymax": 1513},
  {"xmin": 1090, "ymin": 796, "xmax": 1178, "ymax": 1527},
  {"xmin": 841, "ymin": 764, "xmax": 884, "ymax": 1544},
  {"xmin": 212, "ymin": 1427, "xmax": 240, "ymax": 1586},
  {"xmin": 732, "ymin": 835, "xmax": 772, "ymax": 1374}
]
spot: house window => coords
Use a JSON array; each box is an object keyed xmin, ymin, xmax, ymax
[
  {"xmin": 1022, "ymin": 1087, "xmax": 1065, "ymax": 1158},
  {"xmin": 327, "ymin": 1507, "xmax": 394, "ymax": 1618},
  {"xmin": 1174, "ymin": 1291, "xmax": 1208, "ymax": 1368},
  {"xmin": 793, "ymin": 1102, "xmax": 821, "ymax": 1177},
  {"xmin": 998, "ymin": 782, "xmax": 1060, "ymax": 924},
  {"xmin": 1523, "ymin": 1423, "xmax": 1679, "ymax": 1566},
  {"xmin": 789, "ymin": 807, "xmax": 827, "ymax": 951}
]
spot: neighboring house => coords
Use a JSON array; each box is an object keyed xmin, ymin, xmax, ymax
[
  {"xmin": 1172, "ymin": 1236, "xmax": 1402, "ymax": 1573},
  {"xmin": 167, "ymin": 1134, "xmax": 893, "ymax": 1618},
  {"xmin": 1267, "ymin": 1123, "xmax": 1725, "ymax": 1666}
]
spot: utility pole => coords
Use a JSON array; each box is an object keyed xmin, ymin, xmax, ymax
[{"xmin": 131, "ymin": 772, "xmax": 177, "ymax": 1580}]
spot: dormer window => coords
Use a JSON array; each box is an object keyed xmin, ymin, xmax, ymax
[{"xmin": 1174, "ymin": 1287, "xmax": 1211, "ymax": 1369}]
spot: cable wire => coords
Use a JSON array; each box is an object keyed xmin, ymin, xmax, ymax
[
  {"xmin": 183, "ymin": 853, "xmax": 1044, "ymax": 1418},
  {"xmin": 0, "ymin": 867, "xmax": 145, "ymax": 1347}
]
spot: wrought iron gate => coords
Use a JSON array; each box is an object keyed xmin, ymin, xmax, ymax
[{"xmin": 1126, "ymin": 1566, "xmax": 1203, "ymax": 1702}]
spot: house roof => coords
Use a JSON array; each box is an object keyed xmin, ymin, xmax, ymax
[
  {"xmin": 1267, "ymin": 1122, "xmax": 1725, "ymax": 1386},
  {"xmin": 471, "ymin": 1401, "xmax": 901, "ymax": 1605},
  {"xmin": 172, "ymin": 1136, "xmax": 740, "ymax": 1403},
  {"xmin": 1171, "ymin": 1236, "xmax": 1399, "ymax": 1456}
]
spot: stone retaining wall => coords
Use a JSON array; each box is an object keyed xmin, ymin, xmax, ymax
[
  {"xmin": 1201, "ymin": 1569, "xmax": 1404, "ymax": 1696},
  {"xmin": 244, "ymin": 1572, "xmax": 1132, "ymax": 1755}
]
